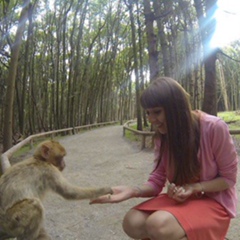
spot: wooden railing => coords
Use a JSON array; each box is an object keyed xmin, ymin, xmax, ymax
[
  {"xmin": 123, "ymin": 120, "xmax": 154, "ymax": 150},
  {"xmin": 1, "ymin": 121, "xmax": 118, "ymax": 173},
  {"xmin": 2, "ymin": 120, "xmax": 240, "ymax": 172},
  {"xmin": 123, "ymin": 120, "xmax": 240, "ymax": 150}
]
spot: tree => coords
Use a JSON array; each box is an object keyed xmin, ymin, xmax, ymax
[
  {"xmin": 3, "ymin": 0, "xmax": 31, "ymax": 151},
  {"xmin": 125, "ymin": 0, "xmax": 143, "ymax": 130},
  {"xmin": 143, "ymin": 0, "xmax": 159, "ymax": 80},
  {"xmin": 153, "ymin": 0, "xmax": 172, "ymax": 77},
  {"xmin": 194, "ymin": 0, "xmax": 218, "ymax": 115},
  {"xmin": 1, "ymin": 0, "xmax": 240, "ymax": 146}
]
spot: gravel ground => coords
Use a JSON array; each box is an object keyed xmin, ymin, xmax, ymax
[{"xmin": 9, "ymin": 125, "xmax": 240, "ymax": 240}]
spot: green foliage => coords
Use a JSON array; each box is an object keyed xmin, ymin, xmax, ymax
[
  {"xmin": 1, "ymin": 0, "xmax": 240, "ymax": 142},
  {"xmin": 217, "ymin": 111, "xmax": 240, "ymax": 123},
  {"xmin": 125, "ymin": 129, "xmax": 139, "ymax": 142},
  {"xmin": 124, "ymin": 123, "xmax": 138, "ymax": 141},
  {"xmin": 218, "ymin": 111, "xmax": 240, "ymax": 140},
  {"xmin": 12, "ymin": 144, "xmax": 33, "ymax": 158}
]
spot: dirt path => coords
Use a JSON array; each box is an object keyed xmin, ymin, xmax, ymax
[
  {"xmin": 42, "ymin": 125, "xmax": 153, "ymax": 240},
  {"xmin": 12, "ymin": 125, "xmax": 240, "ymax": 239}
]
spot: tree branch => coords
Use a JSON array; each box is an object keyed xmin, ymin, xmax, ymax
[{"xmin": 218, "ymin": 49, "xmax": 240, "ymax": 63}]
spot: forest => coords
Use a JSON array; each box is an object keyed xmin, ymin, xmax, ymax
[{"xmin": 1, "ymin": 0, "xmax": 240, "ymax": 151}]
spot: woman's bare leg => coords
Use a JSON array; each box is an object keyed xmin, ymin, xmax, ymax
[
  {"xmin": 123, "ymin": 209, "xmax": 187, "ymax": 240},
  {"xmin": 145, "ymin": 210, "xmax": 187, "ymax": 240},
  {"xmin": 122, "ymin": 209, "xmax": 150, "ymax": 239}
]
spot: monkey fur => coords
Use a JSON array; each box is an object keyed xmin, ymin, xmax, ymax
[{"xmin": 0, "ymin": 140, "xmax": 113, "ymax": 240}]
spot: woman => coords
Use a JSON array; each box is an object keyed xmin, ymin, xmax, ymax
[{"xmin": 91, "ymin": 77, "xmax": 238, "ymax": 240}]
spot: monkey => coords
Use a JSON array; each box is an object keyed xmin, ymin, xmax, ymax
[{"xmin": 0, "ymin": 140, "xmax": 113, "ymax": 240}]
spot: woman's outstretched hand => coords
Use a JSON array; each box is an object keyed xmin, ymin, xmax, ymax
[{"xmin": 90, "ymin": 186, "xmax": 135, "ymax": 204}]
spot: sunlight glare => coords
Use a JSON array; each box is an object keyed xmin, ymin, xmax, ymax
[{"xmin": 211, "ymin": 0, "xmax": 240, "ymax": 48}]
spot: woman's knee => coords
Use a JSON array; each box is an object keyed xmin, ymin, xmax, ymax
[
  {"xmin": 122, "ymin": 209, "xmax": 149, "ymax": 238},
  {"xmin": 145, "ymin": 211, "xmax": 185, "ymax": 239}
]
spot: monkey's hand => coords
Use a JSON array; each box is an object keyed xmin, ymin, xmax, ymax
[
  {"xmin": 90, "ymin": 186, "xmax": 133, "ymax": 204},
  {"xmin": 87, "ymin": 187, "xmax": 113, "ymax": 199}
]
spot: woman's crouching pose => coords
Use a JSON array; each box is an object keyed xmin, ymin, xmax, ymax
[{"xmin": 91, "ymin": 77, "xmax": 238, "ymax": 240}]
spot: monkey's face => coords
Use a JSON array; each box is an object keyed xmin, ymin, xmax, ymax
[
  {"xmin": 46, "ymin": 144, "xmax": 66, "ymax": 171},
  {"xmin": 53, "ymin": 156, "xmax": 66, "ymax": 171},
  {"xmin": 36, "ymin": 140, "xmax": 67, "ymax": 171}
]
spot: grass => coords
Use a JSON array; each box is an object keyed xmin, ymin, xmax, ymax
[
  {"xmin": 218, "ymin": 111, "xmax": 240, "ymax": 140},
  {"xmin": 12, "ymin": 144, "xmax": 33, "ymax": 158},
  {"xmin": 125, "ymin": 124, "xmax": 140, "ymax": 142},
  {"xmin": 217, "ymin": 111, "xmax": 240, "ymax": 123}
]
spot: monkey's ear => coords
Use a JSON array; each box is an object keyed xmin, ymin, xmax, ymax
[{"xmin": 41, "ymin": 144, "xmax": 51, "ymax": 159}]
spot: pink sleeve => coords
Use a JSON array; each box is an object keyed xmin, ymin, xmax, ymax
[
  {"xmin": 211, "ymin": 119, "xmax": 238, "ymax": 187},
  {"xmin": 145, "ymin": 139, "xmax": 167, "ymax": 195}
]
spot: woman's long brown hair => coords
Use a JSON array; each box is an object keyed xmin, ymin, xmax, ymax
[{"xmin": 140, "ymin": 77, "xmax": 200, "ymax": 185}]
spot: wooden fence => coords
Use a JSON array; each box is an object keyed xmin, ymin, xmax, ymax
[
  {"xmin": 2, "ymin": 120, "xmax": 240, "ymax": 173},
  {"xmin": 123, "ymin": 120, "xmax": 154, "ymax": 149},
  {"xmin": 1, "ymin": 121, "xmax": 118, "ymax": 173},
  {"xmin": 123, "ymin": 120, "xmax": 240, "ymax": 150}
]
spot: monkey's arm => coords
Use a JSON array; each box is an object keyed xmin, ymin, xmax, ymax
[{"xmin": 49, "ymin": 170, "xmax": 112, "ymax": 200}]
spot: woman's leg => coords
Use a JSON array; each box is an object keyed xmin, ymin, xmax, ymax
[
  {"xmin": 123, "ymin": 209, "xmax": 187, "ymax": 240},
  {"xmin": 145, "ymin": 210, "xmax": 187, "ymax": 240},
  {"xmin": 122, "ymin": 209, "xmax": 150, "ymax": 239}
]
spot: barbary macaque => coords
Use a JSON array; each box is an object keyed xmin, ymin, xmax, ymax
[{"xmin": 0, "ymin": 140, "xmax": 112, "ymax": 240}]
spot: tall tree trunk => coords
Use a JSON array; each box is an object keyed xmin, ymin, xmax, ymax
[
  {"xmin": 218, "ymin": 62, "xmax": 229, "ymax": 111},
  {"xmin": 143, "ymin": 0, "xmax": 159, "ymax": 80},
  {"xmin": 3, "ymin": 0, "xmax": 30, "ymax": 152},
  {"xmin": 194, "ymin": 0, "xmax": 218, "ymax": 115},
  {"xmin": 153, "ymin": 0, "xmax": 171, "ymax": 77},
  {"xmin": 202, "ymin": 50, "xmax": 217, "ymax": 115},
  {"xmin": 137, "ymin": 0, "xmax": 148, "ymax": 127},
  {"xmin": 126, "ymin": 0, "xmax": 142, "ymax": 130},
  {"xmin": 17, "ymin": 3, "xmax": 34, "ymax": 135}
]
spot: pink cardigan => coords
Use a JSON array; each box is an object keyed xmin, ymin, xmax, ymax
[{"xmin": 146, "ymin": 111, "xmax": 239, "ymax": 218}]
